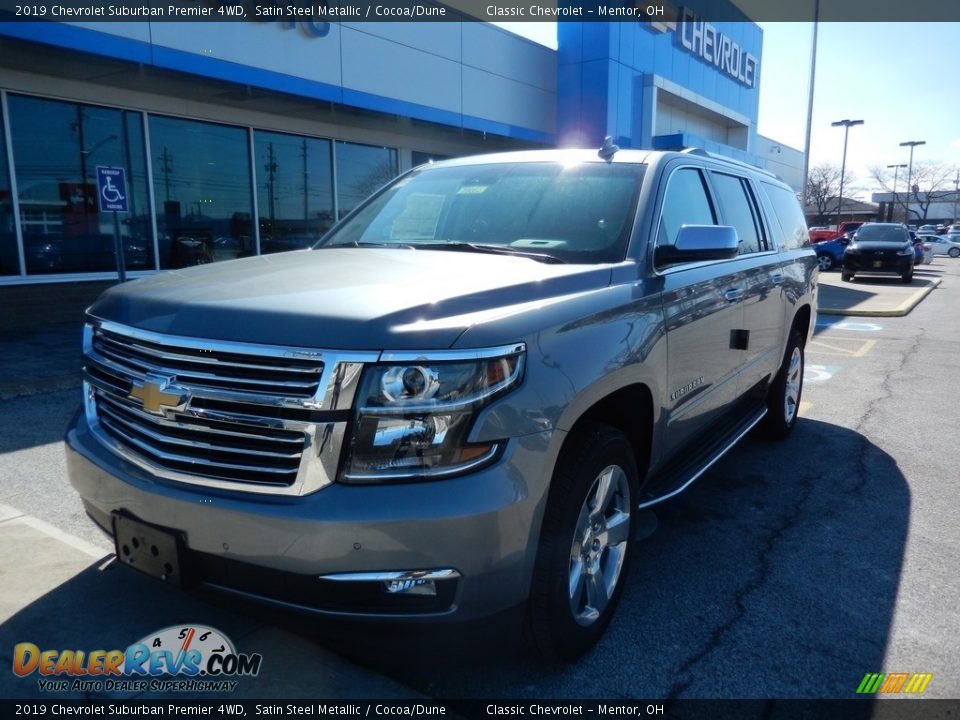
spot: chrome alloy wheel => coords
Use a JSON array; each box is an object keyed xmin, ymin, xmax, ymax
[
  {"xmin": 568, "ymin": 464, "xmax": 631, "ymax": 626},
  {"xmin": 784, "ymin": 346, "xmax": 803, "ymax": 424}
]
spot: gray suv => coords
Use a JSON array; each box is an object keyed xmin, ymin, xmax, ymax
[{"xmin": 66, "ymin": 146, "xmax": 817, "ymax": 660}]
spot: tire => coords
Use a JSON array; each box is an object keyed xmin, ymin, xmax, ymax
[
  {"xmin": 526, "ymin": 422, "xmax": 639, "ymax": 661},
  {"xmin": 949, "ymin": 247, "xmax": 960, "ymax": 258},
  {"xmin": 817, "ymin": 254, "xmax": 834, "ymax": 271},
  {"xmin": 841, "ymin": 270, "xmax": 854, "ymax": 282},
  {"xmin": 761, "ymin": 329, "xmax": 804, "ymax": 440},
  {"xmin": 901, "ymin": 271, "xmax": 913, "ymax": 284}
]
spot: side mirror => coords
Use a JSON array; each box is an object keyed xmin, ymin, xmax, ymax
[{"xmin": 655, "ymin": 225, "xmax": 739, "ymax": 267}]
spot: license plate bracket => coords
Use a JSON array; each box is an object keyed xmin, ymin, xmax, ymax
[{"xmin": 112, "ymin": 513, "xmax": 186, "ymax": 587}]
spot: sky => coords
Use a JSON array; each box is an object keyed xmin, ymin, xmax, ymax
[{"xmin": 492, "ymin": 21, "xmax": 960, "ymax": 200}]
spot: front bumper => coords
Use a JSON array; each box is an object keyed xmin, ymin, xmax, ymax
[
  {"xmin": 843, "ymin": 253, "xmax": 913, "ymax": 274},
  {"xmin": 66, "ymin": 409, "xmax": 555, "ymax": 621}
]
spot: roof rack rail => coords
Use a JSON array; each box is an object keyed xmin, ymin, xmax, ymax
[{"xmin": 680, "ymin": 147, "xmax": 777, "ymax": 179}]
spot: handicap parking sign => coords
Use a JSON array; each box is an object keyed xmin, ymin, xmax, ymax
[{"xmin": 96, "ymin": 166, "xmax": 129, "ymax": 212}]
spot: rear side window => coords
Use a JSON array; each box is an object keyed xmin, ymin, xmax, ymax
[
  {"xmin": 761, "ymin": 182, "xmax": 808, "ymax": 250},
  {"xmin": 711, "ymin": 172, "xmax": 765, "ymax": 254},
  {"xmin": 657, "ymin": 168, "xmax": 716, "ymax": 249}
]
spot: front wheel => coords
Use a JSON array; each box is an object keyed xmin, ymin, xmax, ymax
[
  {"xmin": 817, "ymin": 254, "xmax": 834, "ymax": 271},
  {"xmin": 841, "ymin": 270, "xmax": 854, "ymax": 282},
  {"xmin": 949, "ymin": 247, "xmax": 960, "ymax": 258},
  {"xmin": 901, "ymin": 271, "xmax": 913, "ymax": 284},
  {"xmin": 526, "ymin": 422, "xmax": 639, "ymax": 661},
  {"xmin": 761, "ymin": 330, "xmax": 805, "ymax": 440}
]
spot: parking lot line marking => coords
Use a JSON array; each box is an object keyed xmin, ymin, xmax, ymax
[
  {"xmin": 799, "ymin": 401, "xmax": 812, "ymax": 417},
  {"xmin": 809, "ymin": 338, "xmax": 877, "ymax": 357},
  {"xmin": 0, "ymin": 501, "xmax": 110, "ymax": 559}
]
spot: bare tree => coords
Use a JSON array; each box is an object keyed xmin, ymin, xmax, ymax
[
  {"xmin": 871, "ymin": 161, "xmax": 958, "ymax": 223},
  {"xmin": 805, "ymin": 164, "xmax": 842, "ymax": 225}
]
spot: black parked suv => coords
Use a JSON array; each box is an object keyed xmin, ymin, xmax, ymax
[{"xmin": 841, "ymin": 223, "xmax": 915, "ymax": 283}]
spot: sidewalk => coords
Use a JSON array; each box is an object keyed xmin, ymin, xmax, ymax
[{"xmin": 0, "ymin": 502, "xmax": 421, "ymax": 700}]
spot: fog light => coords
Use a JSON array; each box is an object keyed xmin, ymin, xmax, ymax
[{"xmin": 383, "ymin": 578, "xmax": 438, "ymax": 596}]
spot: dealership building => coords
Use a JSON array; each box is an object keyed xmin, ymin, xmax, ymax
[{"xmin": 0, "ymin": 13, "xmax": 803, "ymax": 284}]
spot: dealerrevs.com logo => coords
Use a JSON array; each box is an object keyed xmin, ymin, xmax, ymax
[{"xmin": 12, "ymin": 625, "xmax": 262, "ymax": 693}]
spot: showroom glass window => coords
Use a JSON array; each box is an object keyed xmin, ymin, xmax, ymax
[
  {"xmin": 335, "ymin": 141, "xmax": 398, "ymax": 219},
  {"xmin": 253, "ymin": 131, "xmax": 334, "ymax": 254},
  {"xmin": 0, "ymin": 107, "xmax": 16, "ymax": 275},
  {"xmin": 149, "ymin": 116, "xmax": 253, "ymax": 269},
  {"xmin": 7, "ymin": 94, "xmax": 152, "ymax": 275}
]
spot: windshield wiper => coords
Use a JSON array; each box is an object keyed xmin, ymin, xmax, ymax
[
  {"xmin": 408, "ymin": 241, "xmax": 566, "ymax": 264},
  {"xmin": 327, "ymin": 240, "xmax": 418, "ymax": 250}
]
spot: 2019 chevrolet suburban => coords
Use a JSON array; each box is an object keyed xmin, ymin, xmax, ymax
[{"xmin": 66, "ymin": 146, "xmax": 817, "ymax": 660}]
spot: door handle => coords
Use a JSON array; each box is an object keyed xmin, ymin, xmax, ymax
[
  {"xmin": 724, "ymin": 288, "xmax": 744, "ymax": 303},
  {"xmin": 771, "ymin": 273, "xmax": 785, "ymax": 286}
]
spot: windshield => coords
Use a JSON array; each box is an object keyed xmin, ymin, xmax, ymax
[
  {"xmin": 856, "ymin": 225, "xmax": 909, "ymax": 243},
  {"xmin": 317, "ymin": 161, "xmax": 646, "ymax": 264}
]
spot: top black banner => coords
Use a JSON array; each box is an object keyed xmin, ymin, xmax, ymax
[{"xmin": 0, "ymin": 0, "xmax": 959, "ymax": 22}]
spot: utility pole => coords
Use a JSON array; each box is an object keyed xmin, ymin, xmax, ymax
[
  {"xmin": 801, "ymin": 0, "xmax": 820, "ymax": 206},
  {"xmin": 160, "ymin": 146, "xmax": 174, "ymax": 202},
  {"xmin": 886, "ymin": 163, "xmax": 907, "ymax": 222},
  {"xmin": 265, "ymin": 142, "xmax": 278, "ymax": 227},
  {"xmin": 301, "ymin": 139, "xmax": 309, "ymax": 223},
  {"xmin": 831, "ymin": 119, "xmax": 864, "ymax": 225},
  {"xmin": 953, "ymin": 168, "xmax": 959, "ymax": 224},
  {"xmin": 900, "ymin": 140, "xmax": 925, "ymax": 225}
]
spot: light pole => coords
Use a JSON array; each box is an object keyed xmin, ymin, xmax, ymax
[
  {"xmin": 831, "ymin": 119, "xmax": 864, "ymax": 225},
  {"xmin": 900, "ymin": 140, "xmax": 925, "ymax": 226},
  {"xmin": 801, "ymin": 0, "xmax": 820, "ymax": 205},
  {"xmin": 886, "ymin": 163, "xmax": 907, "ymax": 222},
  {"xmin": 952, "ymin": 168, "xmax": 958, "ymax": 225}
]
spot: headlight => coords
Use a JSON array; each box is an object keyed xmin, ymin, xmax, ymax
[
  {"xmin": 845, "ymin": 244, "xmax": 860, "ymax": 254},
  {"xmin": 341, "ymin": 344, "xmax": 525, "ymax": 483},
  {"xmin": 898, "ymin": 246, "xmax": 914, "ymax": 256}
]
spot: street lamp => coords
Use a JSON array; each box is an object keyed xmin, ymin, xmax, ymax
[
  {"xmin": 831, "ymin": 119, "xmax": 864, "ymax": 224},
  {"xmin": 899, "ymin": 140, "xmax": 926, "ymax": 225},
  {"xmin": 886, "ymin": 163, "xmax": 907, "ymax": 222}
]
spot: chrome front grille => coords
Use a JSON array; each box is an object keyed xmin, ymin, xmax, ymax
[
  {"xmin": 92, "ymin": 324, "xmax": 325, "ymax": 399},
  {"xmin": 82, "ymin": 320, "xmax": 375, "ymax": 495}
]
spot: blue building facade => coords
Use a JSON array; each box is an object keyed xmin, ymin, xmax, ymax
[{"xmin": 557, "ymin": 18, "xmax": 763, "ymax": 164}]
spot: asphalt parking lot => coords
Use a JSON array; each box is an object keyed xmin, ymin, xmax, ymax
[{"xmin": 1, "ymin": 257, "xmax": 959, "ymax": 701}]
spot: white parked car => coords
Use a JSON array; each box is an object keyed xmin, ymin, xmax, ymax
[{"xmin": 919, "ymin": 234, "xmax": 960, "ymax": 258}]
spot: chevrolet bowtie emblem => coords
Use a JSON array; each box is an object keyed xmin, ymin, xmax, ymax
[{"xmin": 129, "ymin": 374, "xmax": 188, "ymax": 415}]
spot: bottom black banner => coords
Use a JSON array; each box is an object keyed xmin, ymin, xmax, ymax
[{"xmin": 2, "ymin": 699, "xmax": 959, "ymax": 720}]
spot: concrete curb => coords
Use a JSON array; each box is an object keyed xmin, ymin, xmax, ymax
[{"xmin": 818, "ymin": 277, "xmax": 941, "ymax": 317}]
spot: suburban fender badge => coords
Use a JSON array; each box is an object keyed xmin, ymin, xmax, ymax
[{"xmin": 670, "ymin": 376, "xmax": 704, "ymax": 402}]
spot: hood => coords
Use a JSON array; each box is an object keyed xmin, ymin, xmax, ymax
[{"xmin": 88, "ymin": 248, "xmax": 614, "ymax": 350}]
